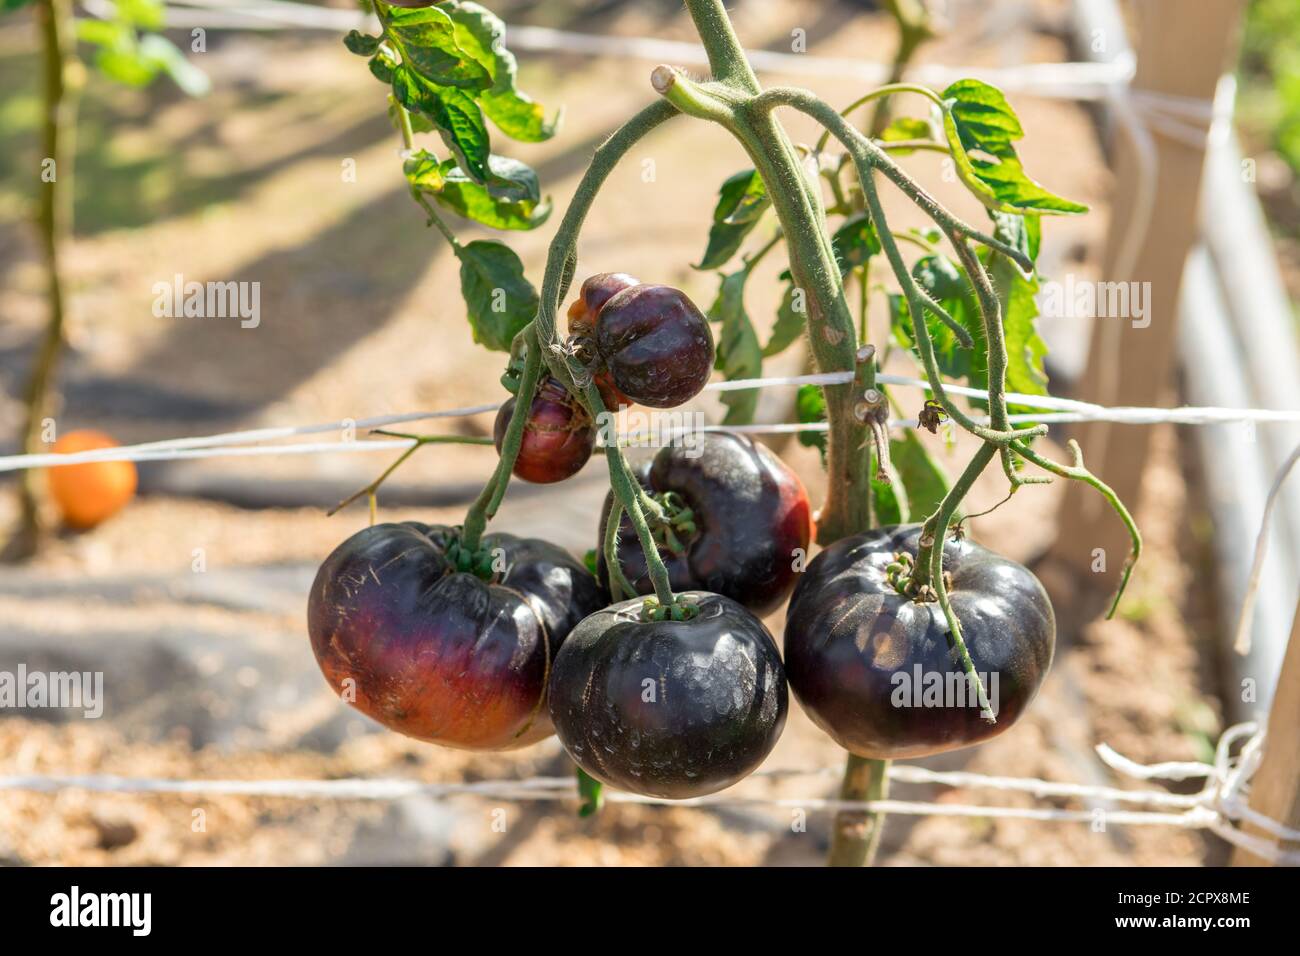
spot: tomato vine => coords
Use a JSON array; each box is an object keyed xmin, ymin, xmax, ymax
[{"xmin": 330, "ymin": 0, "xmax": 1145, "ymax": 867}]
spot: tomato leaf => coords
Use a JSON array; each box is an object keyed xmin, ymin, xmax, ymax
[
  {"xmin": 344, "ymin": 30, "xmax": 381, "ymax": 57},
  {"xmin": 406, "ymin": 150, "xmax": 551, "ymax": 231},
  {"xmin": 576, "ymin": 767, "xmax": 604, "ymax": 817},
  {"xmin": 831, "ymin": 212, "xmax": 880, "ymax": 273},
  {"xmin": 941, "ymin": 79, "xmax": 1087, "ymax": 216},
  {"xmin": 764, "ymin": 281, "xmax": 806, "ymax": 358},
  {"xmin": 872, "ymin": 463, "xmax": 905, "ymax": 525},
  {"xmin": 890, "ymin": 429, "xmax": 950, "ymax": 522},
  {"xmin": 384, "ymin": 5, "xmax": 492, "ymax": 91},
  {"xmin": 889, "ymin": 254, "xmax": 989, "ymax": 409},
  {"xmin": 696, "ymin": 170, "xmax": 770, "ymax": 270},
  {"xmin": 795, "ymin": 384, "xmax": 828, "ymax": 465},
  {"xmin": 707, "ymin": 271, "xmax": 764, "ymax": 425},
  {"xmin": 441, "ymin": 0, "xmax": 559, "ymax": 142},
  {"xmin": 984, "ymin": 212, "xmax": 1049, "ymax": 418},
  {"xmin": 455, "ymin": 240, "xmax": 540, "ymax": 352},
  {"xmin": 392, "ymin": 67, "xmax": 490, "ymax": 183}
]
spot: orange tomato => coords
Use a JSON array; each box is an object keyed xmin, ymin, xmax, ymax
[{"xmin": 46, "ymin": 430, "xmax": 137, "ymax": 530}]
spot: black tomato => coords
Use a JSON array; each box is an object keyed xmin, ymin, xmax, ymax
[
  {"xmin": 493, "ymin": 376, "xmax": 596, "ymax": 484},
  {"xmin": 567, "ymin": 273, "xmax": 639, "ymax": 411},
  {"xmin": 597, "ymin": 432, "xmax": 814, "ymax": 616},
  {"xmin": 548, "ymin": 591, "xmax": 788, "ymax": 798},
  {"xmin": 784, "ymin": 524, "xmax": 1055, "ymax": 759},
  {"xmin": 593, "ymin": 284, "xmax": 714, "ymax": 408},
  {"xmin": 307, "ymin": 521, "xmax": 606, "ymax": 750}
]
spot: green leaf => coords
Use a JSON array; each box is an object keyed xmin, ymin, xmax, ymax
[
  {"xmin": 344, "ymin": 30, "xmax": 382, "ymax": 57},
  {"xmin": 440, "ymin": 0, "xmax": 559, "ymax": 142},
  {"xmin": 455, "ymin": 240, "xmax": 540, "ymax": 352},
  {"xmin": 889, "ymin": 254, "xmax": 988, "ymax": 405},
  {"xmin": 385, "ymin": 5, "xmax": 492, "ymax": 91},
  {"xmin": 764, "ymin": 281, "xmax": 806, "ymax": 358},
  {"xmin": 696, "ymin": 170, "xmax": 770, "ymax": 271},
  {"xmin": 878, "ymin": 116, "xmax": 936, "ymax": 155},
  {"xmin": 795, "ymin": 384, "xmax": 828, "ymax": 465},
  {"xmin": 138, "ymin": 34, "xmax": 210, "ymax": 97},
  {"xmin": 392, "ymin": 67, "xmax": 490, "ymax": 182},
  {"xmin": 114, "ymin": 0, "xmax": 165, "ymax": 29},
  {"xmin": 985, "ymin": 212, "xmax": 1049, "ymax": 417},
  {"xmin": 941, "ymin": 78, "xmax": 1088, "ymax": 215},
  {"xmin": 707, "ymin": 271, "xmax": 764, "ymax": 425},
  {"xmin": 1, "ymin": 0, "xmax": 37, "ymax": 11},
  {"xmin": 94, "ymin": 48, "xmax": 160, "ymax": 87},
  {"xmin": 872, "ymin": 463, "xmax": 905, "ymax": 525},
  {"xmin": 576, "ymin": 767, "xmax": 604, "ymax": 817},
  {"xmin": 406, "ymin": 150, "xmax": 551, "ymax": 231},
  {"xmin": 370, "ymin": 50, "xmax": 397, "ymax": 84},
  {"xmin": 831, "ymin": 212, "xmax": 880, "ymax": 273},
  {"xmin": 890, "ymin": 429, "xmax": 950, "ymax": 521}
]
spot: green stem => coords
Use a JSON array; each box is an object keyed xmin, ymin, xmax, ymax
[
  {"xmin": 826, "ymin": 755, "xmax": 890, "ymax": 866},
  {"xmin": 602, "ymin": 497, "xmax": 636, "ymax": 601},
  {"xmin": 9, "ymin": 0, "xmax": 81, "ymax": 560},
  {"xmin": 815, "ymin": 83, "xmax": 943, "ymax": 153},
  {"xmin": 682, "ymin": 0, "xmax": 761, "ymax": 92},
  {"xmin": 461, "ymin": 327, "xmax": 542, "ymax": 552}
]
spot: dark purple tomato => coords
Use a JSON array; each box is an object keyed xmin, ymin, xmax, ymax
[
  {"xmin": 548, "ymin": 591, "xmax": 788, "ymax": 798},
  {"xmin": 567, "ymin": 273, "xmax": 640, "ymax": 411},
  {"xmin": 307, "ymin": 521, "xmax": 606, "ymax": 750},
  {"xmin": 493, "ymin": 376, "xmax": 596, "ymax": 484},
  {"xmin": 597, "ymin": 432, "xmax": 814, "ymax": 615},
  {"xmin": 593, "ymin": 284, "xmax": 714, "ymax": 408},
  {"xmin": 784, "ymin": 525, "xmax": 1055, "ymax": 759}
]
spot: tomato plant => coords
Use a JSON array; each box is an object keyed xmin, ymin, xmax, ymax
[{"xmin": 310, "ymin": 0, "xmax": 1145, "ymax": 867}]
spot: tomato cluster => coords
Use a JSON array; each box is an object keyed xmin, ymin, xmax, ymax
[
  {"xmin": 491, "ymin": 274, "xmax": 714, "ymax": 486},
  {"xmin": 307, "ymin": 266, "xmax": 1057, "ymax": 800}
]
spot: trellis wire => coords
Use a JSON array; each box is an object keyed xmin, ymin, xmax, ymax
[
  {"xmin": 2, "ymin": 371, "xmax": 1297, "ymax": 472},
  {"xmin": 1, "ymin": 722, "xmax": 1295, "ymax": 863}
]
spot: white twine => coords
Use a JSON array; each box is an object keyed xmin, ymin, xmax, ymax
[
  {"xmin": 2, "ymin": 372, "xmax": 1296, "ymax": 472},
  {"xmin": 0, "ymin": 721, "xmax": 1293, "ymax": 862}
]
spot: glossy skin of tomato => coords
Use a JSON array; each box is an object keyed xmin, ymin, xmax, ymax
[
  {"xmin": 548, "ymin": 591, "xmax": 788, "ymax": 798},
  {"xmin": 594, "ymin": 285, "xmax": 714, "ymax": 408},
  {"xmin": 567, "ymin": 273, "xmax": 639, "ymax": 410},
  {"xmin": 493, "ymin": 376, "xmax": 596, "ymax": 483},
  {"xmin": 597, "ymin": 432, "xmax": 813, "ymax": 615},
  {"xmin": 784, "ymin": 525, "xmax": 1055, "ymax": 759},
  {"xmin": 308, "ymin": 521, "xmax": 606, "ymax": 750}
]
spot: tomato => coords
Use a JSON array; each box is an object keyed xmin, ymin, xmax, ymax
[
  {"xmin": 783, "ymin": 525, "xmax": 1055, "ymax": 759},
  {"xmin": 597, "ymin": 432, "xmax": 813, "ymax": 615},
  {"xmin": 566, "ymin": 272, "xmax": 640, "ymax": 339},
  {"xmin": 548, "ymin": 591, "xmax": 788, "ymax": 798},
  {"xmin": 593, "ymin": 285, "xmax": 714, "ymax": 408},
  {"xmin": 46, "ymin": 429, "xmax": 137, "ymax": 530},
  {"xmin": 307, "ymin": 521, "xmax": 606, "ymax": 750},
  {"xmin": 567, "ymin": 273, "xmax": 640, "ymax": 410},
  {"xmin": 493, "ymin": 376, "xmax": 596, "ymax": 484}
]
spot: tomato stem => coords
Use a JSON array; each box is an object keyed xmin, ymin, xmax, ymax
[
  {"xmin": 461, "ymin": 327, "xmax": 543, "ymax": 552},
  {"xmin": 5, "ymin": 0, "xmax": 82, "ymax": 561}
]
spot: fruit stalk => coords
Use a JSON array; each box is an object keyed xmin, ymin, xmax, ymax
[
  {"xmin": 8, "ymin": 0, "xmax": 82, "ymax": 560},
  {"xmin": 827, "ymin": 755, "xmax": 890, "ymax": 867}
]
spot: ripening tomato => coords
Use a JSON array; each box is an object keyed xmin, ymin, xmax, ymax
[
  {"xmin": 46, "ymin": 430, "xmax": 138, "ymax": 530},
  {"xmin": 493, "ymin": 376, "xmax": 596, "ymax": 483},
  {"xmin": 308, "ymin": 521, "xmax": 607, "ymax": 750}
]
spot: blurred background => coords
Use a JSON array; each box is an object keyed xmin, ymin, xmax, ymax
[{"xmin": 0, "ymin": 0, "xmax": 1296, "ymax": 865}]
